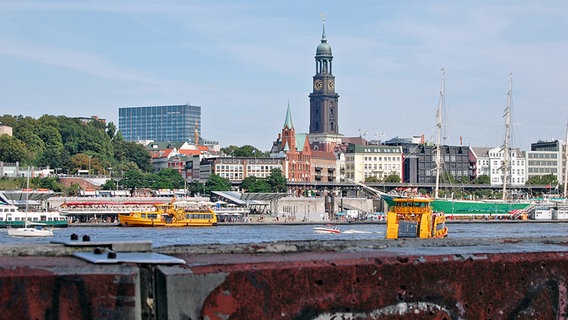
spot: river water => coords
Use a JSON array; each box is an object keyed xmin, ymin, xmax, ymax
[{"xmin": 1, "ymin": 222, "xmax": 566, "ymax": 248}]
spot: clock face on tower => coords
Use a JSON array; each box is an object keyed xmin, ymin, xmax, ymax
[
  {"xmin": 314, "ymin": 79, "xmax": 323, "ymax": 91},
  {"xmin": 327, "ymin": 80, "xmax": 335, "ymax": 90}
]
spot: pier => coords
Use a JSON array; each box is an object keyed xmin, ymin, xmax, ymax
[{"xmin": 1, "ymin": 236, "xmax": 567, "ymax": 319}]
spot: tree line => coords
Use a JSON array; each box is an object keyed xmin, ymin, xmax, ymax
[
  {"xmin": 0, "ymin": 115, "xmax": 152, "ymax": 174},
  {"xmin": 0, "ymin": 114, "xmax": 286, "ymax": 195}
]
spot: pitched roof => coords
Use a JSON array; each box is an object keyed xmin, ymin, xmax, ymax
[
  {"xmin": 178, "ymin": 149, "xmax": 202, "ymax": 156},
  {"xmin": 295, "ymin": 133, "xmax": 308, "ymax": 151},
  {"xmin": 470, "ymin": 147, "xmax": 493, "ymax": 158},
  {"xmin": 150, "ymin": 148, "xmax": 175, "ymax": 159},
  {"xmin": 311, "ymin": 150, "xmax": 336, "ymax": 160}
]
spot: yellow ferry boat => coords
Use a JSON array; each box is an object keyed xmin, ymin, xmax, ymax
[
  {"xmin": 386, "ymin": 197, "xmax": 448, "ymax": 239},
  {"xmin": 118, "ymin": 199, "xmax": 217, "ymax": 227}
]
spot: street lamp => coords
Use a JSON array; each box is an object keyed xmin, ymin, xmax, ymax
[{"xmin": 88, "ymin": 156, "xmax": 92, "ymax": 176}]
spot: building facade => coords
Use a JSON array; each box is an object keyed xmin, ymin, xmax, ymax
[
  {"xmin": 488, "ymin": 147, "xmax": 526, "ymax": 186},
  {"xmin": 118, "ymin": 104, "xmax": 201, "ymax": 143},
  {"xmin": 527, "ymin": 140, "xmax": 565, "ymax": 185},
  {"xmin": 270, "ymin": 104, "xmax": 313, "ymax": 182},
  {"xmin": 470, "ymin": 147, "xmax": 492, "ymax": 180},
  {"xmin": 311, "ymin": 150, "xmax": 339, "ymax": 183},
  {"xmin": 344, "ymin": 144, "xmax": 403, "ymax": 183},
  {"xmin": 212, "ymin": 157, "xmax": 284, "ymax": 182},
  {"xmin": 401, "ymin": 145, "xmax": 473, "ymax": 184}
]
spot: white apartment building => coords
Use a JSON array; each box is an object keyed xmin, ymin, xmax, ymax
[
  {"xmin": 471, "ymin": 147, "xmax": 492, "ymax": 179},
  {"xmin": 213, "ymin": 157, "xmax": 284, "ymax": 181},
  {"xmin": 488, "ymin": 147, "xmax": 526, "ymax": 186},
  {"xmin": 344, "ymin": 144, "xmax": 403, "ymax": 183}
]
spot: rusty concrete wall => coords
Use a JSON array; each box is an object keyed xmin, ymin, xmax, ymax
[
  {"xmin": 157, "ymin": 249, "xmax": 568, "ymax": 319},
  {"xmin": 0, "ymin": 256, "xmax": 141, "ymax": 320},
  {"xmin": 0, "ymin": 237, "xmax": 567, "ymax": 319}
]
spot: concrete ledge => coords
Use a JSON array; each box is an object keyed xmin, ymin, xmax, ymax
[
  {"xmin": 155, "ymin": 238, "xmax": 568, "ymax": 319},
  {"xmin": 0, "ymin": 237, "xmax": 567, "ymax": 319}
]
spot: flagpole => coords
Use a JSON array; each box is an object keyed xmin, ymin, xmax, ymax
[{"xmin": 564, "ymin": 118, "xmax": 568, "ymax": 198}]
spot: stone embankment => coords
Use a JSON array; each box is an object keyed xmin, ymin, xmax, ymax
[{"xmin": 1, "ymin": 236, "xmax": 567, "ymax": 319}]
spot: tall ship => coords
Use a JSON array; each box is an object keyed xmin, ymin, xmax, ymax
[
  {"xmin": 428, "ymin": 72, "xmax": 532, "ymax": 217},
  {"xmin": 368, "ymin": 72, "xmax": 533, "ymax": 218}
]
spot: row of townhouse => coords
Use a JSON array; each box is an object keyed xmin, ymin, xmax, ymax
[{"xmin": 473, "ymin": 140, "xmax": 567, "ymax": 187}]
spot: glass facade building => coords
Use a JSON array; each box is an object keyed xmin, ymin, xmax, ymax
[{"xmin": 118, "ymin": 104, "xmax": 201, "ymax": 143}]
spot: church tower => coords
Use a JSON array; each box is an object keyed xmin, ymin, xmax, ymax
[{"xmin": 308, "ymin": 19, "xmax": 342, "ymax": 151}]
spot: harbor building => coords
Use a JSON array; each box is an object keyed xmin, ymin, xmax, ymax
[
  {"xmin": 270, "ymin": 104, "xmax": 313, "ymax": 182},
  {"xmin": 118, "ymin": 104, "xmax": 201, "ymax": 143},
  {"xmin": 527, "ymin": 140, "xmax": 565, "ymax": 186},
  {"xmin": 403, "ymin": 144, "xmax": 473, "ymax": 184},
  {"xmin": 470, "ymin": 147, "xmax": 492, "ymax": 180},
  {"xmin": 344, "ymin": 144, "xmax": 403, "ymax": 183},
  {"xmin": 212, "ymin": 157, "xmax": 284, "ymax": 182},
  {"xmin": 488, "ymin": 147, "xmax": 526, "ymax": 186}
]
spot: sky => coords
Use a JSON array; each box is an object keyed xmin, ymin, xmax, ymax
[{"xmin": 1, "ymin": 1, "xmax": 567, "ymax": 151}]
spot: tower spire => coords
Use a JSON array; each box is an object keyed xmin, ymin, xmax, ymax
[
  {"xmin": 284, "ymin": 102, "xmax": 294, "ymax": 129},
  {"xmin": 320, "ymin": 14, "xmax": 327, "ymax": 42}
]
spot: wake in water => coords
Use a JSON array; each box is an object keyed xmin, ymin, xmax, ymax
[{"xmin": 342, "ymin": 229, "xmax": 374, "ymax": 234}]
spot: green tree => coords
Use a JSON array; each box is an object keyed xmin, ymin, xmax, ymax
[
  {"xmin": 266, "ymin": 168, "xmax": 287, "ymax": 192},
  {"xmin": 35, "ymin": 147, "xmax": 71, "ymax": 170},
  {"xmin": 152, "ymin": 169, "xmax": 185, "ymax": 189},
  {"xmin": 249, "ymin": 179, "xmax": 271, "ymax": 192},
  {"xmin": 14, "ymin": 124, "xmax": 45, "ymax": 158},
  {"xmin": 32, "ymin": 176, "xmax": 63, "ymax": 192},
  {"xmin": 365, "ymin": 176, "xmax": 381, "ymax": 182},
  {"xmin": 241, "ymin": 176, "xmax": 258, "ymax": 192},
  {"xmin": 106, "ymin": 122, "xmax": 117, "ymax": 140},
  {"xmin": 221, "ymin": 145, "xmax": 239, "ymax": 157},
  {"xmin": 526, "ymin": 174, "xmax": 557, "ymax": 186},
  {"xmin": 101, "ymin": 179, "xmax": 119, "ymax": 190},
  {"xmin": 221, "ymin": 145, "xmax": 268, "ymax": 157},
  {"xmin": 112, "ymin": 140, "xmax": 152, "ymax": 172},
  {"xmin": 472, "ymin": 174, "xmax": 490, "ymax": 184},
  {"xmin": 187, "ymin": 180, "xmax": 205, "ymax": 196},
  {"xmin": 120, "ymin": 169, "xmax": 146, "ymax": 190},
  {"xmin": 0, "ymin": 135, "xmax": 31, "ymax": 164},
  {"xmin": 384, "ymin": 173, "xmax": 401, "ymax": 183},
  {"xmin": 205, "ymin": 174, "xmax": 231, "ymax": 194}
]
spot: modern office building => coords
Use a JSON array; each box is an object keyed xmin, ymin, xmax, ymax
[
  {"xmin": 118, "ymin": 104, "xmax": 201, "ymax": 143},
  {"xmin": 394, "ymin": 144, "xmax": 473, "ymax": 184},
  {"xmin": 527, "ymin": 140, "xmax": 565, "ymax": 185}
]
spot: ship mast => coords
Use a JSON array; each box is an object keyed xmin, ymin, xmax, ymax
[
  {"xmin": 502, "ymin": 73, "xmax": 512, "ymax": 201},
  {"xmin": 564, "ymin": 116, "xmax": 568, "ymax": 198},
  {"xmin": 434, "ymin": 68, "xmax": 445, "ymax": 199}
]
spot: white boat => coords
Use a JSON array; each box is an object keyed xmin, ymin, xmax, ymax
[
  {"xmin": 1, "ymin": 193, "xmax": 68, "ymax": 228},
  {"xmin": 7, "ymin": 221, "xmax": 54, "ymax": 237},
  {"xmin": 3, "ymin": 171, "xmax": 59, "ymax": 237},
  {"xmin": 313, "ymin": 225, "xmax": 341, "ymax": 234}
]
